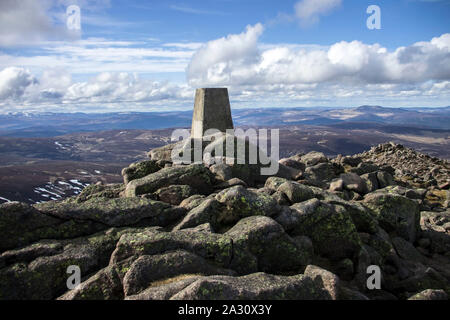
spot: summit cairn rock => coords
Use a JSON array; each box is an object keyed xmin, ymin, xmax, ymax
[
  {"xmin": 147, "ymin": 88, "xmax": 235, "ymax": 163},
  {"xmin": 167, "ymin": 87, "xmax": 285, "ymax": 184},
  {"xmin": 191, "ymin": 88, "xmax": 234, "ymax": 139}
]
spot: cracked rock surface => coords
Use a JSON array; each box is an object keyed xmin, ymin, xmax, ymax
[{"xmin": 1, "ymin": 142, "xmax": 449, "ymax": 300}]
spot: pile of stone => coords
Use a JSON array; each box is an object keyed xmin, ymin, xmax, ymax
[
  {"xmin": 0, "ymin": 90, "xmax": 448, "ymax": 300},
  {"xmin": 354, "ymin": 142, "xmax": 450, "ymax": 190}
]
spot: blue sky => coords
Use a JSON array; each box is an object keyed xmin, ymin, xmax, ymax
[
  {"xmin": 83, "ymin": 0, "xmax": 450, "ymax": 48},
  {"xmin": 0, "ymin": 0, "xmax": 449, "ymax": 113}
]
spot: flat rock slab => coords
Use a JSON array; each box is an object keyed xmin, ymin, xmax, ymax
[{"xmin": 125, "ymin": 164, "xmax": 214, "ymax": 197}]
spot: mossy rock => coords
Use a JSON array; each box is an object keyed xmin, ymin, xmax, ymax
[
  {"xmin": 363, "ymin": 192, "xmax": 420, "ymax": 242},
  {"xmin": 0, "ymin": 197, "xmax": 186, "ymax": 252},
  {"xmin": 58, "ymin": 264, "xmax": 124, "ymax": 300},
  {"xmin": 264, "ymin": 176, "xmax": 289, "ymax": 191},
  {"xmin": 420, "ymin": 211, "xmax": 450, "ymax": 254},
  {"xmin": 109, "ymin": 227, "xmax": 235, "ymax": 270},
  {"xmin": 168, "ymin": 272, "xmax": 332, "ymax": 300},
  {"xmin": 0, "ymin": 202, "xmax": 63, "ymax": 252},
  {"xmin": 226, "ymin": 216, "xmax": 310, "ymax": 273},
  {"xmin": 179, "ymin": 195, "xmax": 206, "ymax": 211},
  {"xmin": 425, "ymin": 190, "xmax": 449, "ymax": 208},
  {"xmin": 35, "ymin": 197, "xmax": 185, "ymax": 228},
  {"xmin": 148, "ymin": 143, "xmax": 177, "ymax": 162},
  {"xmin": 277, "ymin": 181, "xmax": 315, "ymax": 204},
  {"xmin": 155, "ymin": 185, "xmax": 196, "ymax": 205},
  {"xmin": 122, "ymin": 160, "xmax": 162, "ymax": 184},
  {"xmin": 75, "ymin": 183, "xmax": 125, "ymax": 203},
  {"xmin": 0, "ymin": 228, "xmax": 129, "ymax": 300},
  {"xmin": 173, "ymin": 199, "xmax": 224, "ymax": 231},
  {"xmin": 329, "ymin": 200, "xmax": 378, "ymax": 234},
  {"xmin": 408, "ymin": 289, "xmax": 448, "ymax": 300},
  {"xmin": 215, "ymin": 185, "xmax": 280, "ymax": 225},
  {"xmin": 289, "ymin": 201, "xmax": 362, "ymax": 261},
  {"xmin": 122, "ymin": 250, "xmax": 236, "ymax": 296},
  {"xmin": 125, "ymin": 164, "xmax": 214, "ymax": 197}
]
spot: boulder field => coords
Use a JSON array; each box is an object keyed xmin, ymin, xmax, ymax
[{"xmin": 0, "ymin": 142, "xmax": 449, "ymax": 300}]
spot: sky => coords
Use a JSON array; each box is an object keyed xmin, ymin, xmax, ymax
[{"xmin": 0, "ymin": 0, "xmax": 449, "ymax": 113}]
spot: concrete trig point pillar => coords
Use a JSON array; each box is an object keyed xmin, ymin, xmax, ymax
[{"xmin": 191, "ymin": 88, "xmax": 234, "ymax": 139}]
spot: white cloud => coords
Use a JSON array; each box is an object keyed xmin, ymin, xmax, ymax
[
  {"xmin": 1, "ymin": 23, "xmax": 450, "ymax": 112},
  {"xmin": 163, "ymin": 43, "xmax": 205, "ymax": 50},
  {"xmin": 0, "ymin": 67, "xmax": 37, "ymax": 99},
  {"xmin": 184, "ymin": 25, "xmax": 450, "ymax": 108},
  {"xmin": 64, "ymin": 72, "xmax": 191, "ymax": 103},
  {"xmin": 294, "ymin": 0, "xmax": 342, "ymax": 26},
  {"xmin": 0, "ymin": 38, "xmax": 196, "ymax": 75},
  {"xmin": 187, "ymin": 26, "xmax": 450, "ymax": 87},
  {"xmin": 169, "ymin": 5, "xmax": 227, "ymax": 16},
  {"xmin": 0, "ymin": 0, "xmax": 123, "ymax": 47},
  {"xmin": 187, "ymin": 23, "xmax": 264, "ymax": 84},
  {"xmin": 1, "ymin": 64, "xmax": 449, "ymax": 113},
  {"xmin": 0, "ymin": 0, "xmax": 81, "ymax": 47},
  {"xmin": 0, "ymin": 67, "xmax": 193, "ymax": 112}
]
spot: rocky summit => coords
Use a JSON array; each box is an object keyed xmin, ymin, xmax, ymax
[{"xmin": 0, "ymin": 141, "xmax": 449, "ymax": 300}]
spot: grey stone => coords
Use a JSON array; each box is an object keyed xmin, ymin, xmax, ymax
[
  {"xmin": 179, "ymin": 195, "xmax": 206, "ymax": 211},
  {"xmin": 277, "ymin": 181, "xmax": 315, "ymax": 204},
  {"xmin": 275, "ymin": 198, "xmax": 320, "ymax": 232},
  {"xmin": 287, "ymin": 200, "xmax": 362, "ymax": 260},
  {"xmin": 125, "ymin": 164, "xmax": 214, "ymax": 197},
  {"xmin": 391, "ymin": 237, "xmax": 425, "ymax": 263},
  {"xmin": 215, "ymin": 178, "xmax": 247, "ymax": 190},
  {"xmin": 169, "ymin": 272, "xmax": 332, "ymax": 300},
  {"xmin": 339, "ymin": 173, "xmax": 368, "ymax": 194},
  {"xmin": 209, "ymin": 163, "xmax": 232, "ymax": 181},
  {"xmin": 271, "ymin": 191, "xmax": 290, "ymax": 206},
  {"xmin": 121, "ymin": 160, "xmax": 162, "ymax": 184},
  {"xmin": 172, "ymin": 198, "xmax": 223, "ymax": 231},
  {"xmin": 58, "ymin": 265, "xmax": 124, "ymax": 300},
  {"xmin": 215, "ymin": 185, "xmax": 280, "ymax": 225},
  {"xmin": 0, "ymin": 228, "xmax": 126, "ymax": 300},
  {"xmin": 363, "ymin": 192, "xmax": 420, "ymax": 242},
  {"xmin": 329, "ymin": 179, "xmax": 344, "ymax": 192},
  {"xmin": 148, "ymin": 143, "xmax": 177, "ymax": 162},
  {"xmin": 36, "ymin": 197, "xmax": 185, "ymax": 228},
  {"xmin": 304, "ymin": 265, "xmax": 340, "ymax": 300},
  {"xmin": 75, "ymin": 183, "xmax": 124, "ymax": 202},
  {"xmin": 123, "ymin": 250, "xmax": 236, "ymax": 296},
  {"xmin": 304, "ymin": 162, "xmax": 340, "ymax": 187},
  {"xmin": 125, "ymin": 276, "xmax": 202, "ymax": 300},
  {"xmin": 226, "ymin": 216, "xmax": 309, "ymax": 273},
  {"xmin": 377, "ymin": 171, "xmax": 395, "ymax": 188},
  {"xmin": 155, "ymin": 185, "xmax": 196, "ymax": 205},
  {"xmin": 408, "ymin": 289, "xmax": 448, "ymax": 300},
  {"xmin": 279, "ymin": 158, "xmax": 306, "ymax": 171},
  {"xmin": 301, "ymin": 152, "xmax": 328, "ymax": 166},
  {"xmin": 264, "ymin": 176, "xmax": 289, "ymax": 191},
  {"xmin": 360, "ymin": 172, "xmax": 379, "ymax": 193},
  {"xmin": 191, "ymin": 88, "xmax": 233, "ymax": 139},
  {"xmin": 350, "ymin": 162, "xmax": 379, "ymax": 175}
]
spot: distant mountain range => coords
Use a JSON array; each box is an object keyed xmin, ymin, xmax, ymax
[
  {"xmin": 1, "ymin": 105, "xmax": 449, "ymax": 204},
  {"xmin": 1, "ymin": 105, "xmax": 449, "ymax": 137}
]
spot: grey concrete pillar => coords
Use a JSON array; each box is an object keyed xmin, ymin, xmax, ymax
[{"xmin": 191, "ymin": 88, "xmax": 234, "ymax": 139}]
